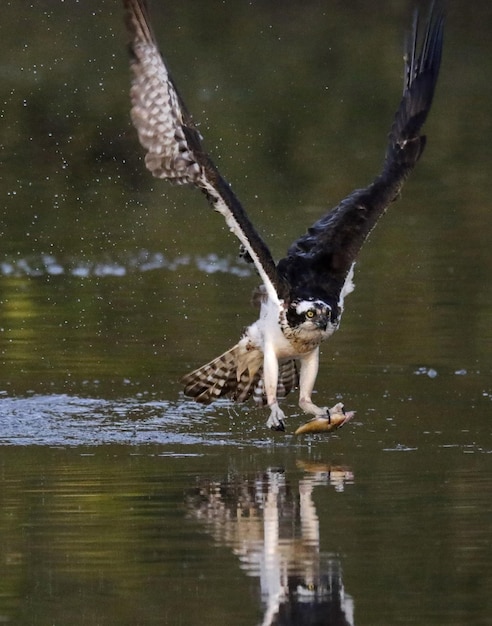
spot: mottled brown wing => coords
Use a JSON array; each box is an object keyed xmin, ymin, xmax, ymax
[
  {"xmin": 123, "ymin": 0, "xmax": 285, "ymax": 303},
  {"xmin": 124, "ymin": 0, "xmax": 201, "ymax": 184}
]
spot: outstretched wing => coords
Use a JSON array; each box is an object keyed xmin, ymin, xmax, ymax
[
  {"xmin": 123, "ymin": 0, "xmax": 286, "ymax": 303},
  {"xmin": 277, "ymin": 5, "xmax": 444, "ymax": 304}
]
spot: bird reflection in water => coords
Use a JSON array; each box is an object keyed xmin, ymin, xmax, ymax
[{"xmin": 186, "ymin": 462, "xmax": 355, "ymax": 625}]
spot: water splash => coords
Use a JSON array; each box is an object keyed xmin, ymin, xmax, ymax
[
  {"xmin": 0, "ymin": 251, "xmax": 253, "ymax": 279},
  {"xmin": 0, "ymin": 393, "xmax": 287, "ymax": 447}
]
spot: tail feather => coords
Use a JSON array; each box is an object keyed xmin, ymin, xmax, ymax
[
  {"xmin": 181, "ymin": 342, "xmax": 263, "ymax": 405},
  {"xmin": 182, "ymin": 344, "xmax": 299, "ymax": 406},
  {"xmin": 252, "ymin": 360, "xmax": 299, "ymax": 407}
]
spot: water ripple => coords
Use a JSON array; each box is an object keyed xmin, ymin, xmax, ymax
[
  {"xmin": 0, "ymin": 394, "xmax": 282, "ymax": 448},
  {"xmin": 0, "ymin": 251, "xmax": 253, "ymax": 279}
]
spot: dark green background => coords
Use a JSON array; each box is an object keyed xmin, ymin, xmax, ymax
[{"xmin": 0, "ymin": 1, "xmax": 491, "ymax": 624}]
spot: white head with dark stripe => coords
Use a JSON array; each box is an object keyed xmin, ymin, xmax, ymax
[{"xmin": 286, "ymin": 298, "xmax": 338, "ymax": 336}]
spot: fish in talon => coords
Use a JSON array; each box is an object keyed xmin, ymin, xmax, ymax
[
  {"xmin": 123, "ymin": 0, "xmax": 444, "ymax": 431},
  {"xmin": 295, "ymin": 404, "xmax": 355, "ymax": 435}
]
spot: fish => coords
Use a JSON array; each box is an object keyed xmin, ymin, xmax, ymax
[{"xmin": 294, "ymin": 402, "xmax": 355, "ymax": 435}]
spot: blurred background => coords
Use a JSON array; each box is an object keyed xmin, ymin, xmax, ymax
[{"xmin": 0, "ymin": 1, "xmax": 491, "ymax": 624}]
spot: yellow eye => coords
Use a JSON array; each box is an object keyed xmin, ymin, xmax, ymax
[{"xmin": 306, "ymin": 310, "xmax": 315, "ymax": 319}]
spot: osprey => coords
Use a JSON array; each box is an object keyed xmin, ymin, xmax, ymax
[{"xmin": 123, "ymin": 0, "xmax": 444, "ymax": 431}]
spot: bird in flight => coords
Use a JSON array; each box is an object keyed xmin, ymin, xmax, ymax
[{"xmin": 123, "ymin": 0, "xmax": 444, "ymax": 432}]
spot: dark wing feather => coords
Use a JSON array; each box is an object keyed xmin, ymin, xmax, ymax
[
  {"xmin": 277, "ymin": 5, "xmax": 444, "ymax": 304},
  {"xmin": 123, "ymin": 0, "xmax": 287, "ymax": 303}
]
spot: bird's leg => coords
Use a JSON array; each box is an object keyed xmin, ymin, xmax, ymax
[
  {"xmin": 263, "ymin": 344, "xmax": 286, "ymax": 431},
  {"xmin": 298, "ymin": 348, "xmax": 331, "ymax": 421}
]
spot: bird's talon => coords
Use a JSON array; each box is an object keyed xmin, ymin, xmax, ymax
[
  {"xmin": 125, "ymin": 0, "xmax": 444, "ymax": 433},
  {"xmin": 270, "ymin": 421, "xmax": 285, "ymax": 432}
]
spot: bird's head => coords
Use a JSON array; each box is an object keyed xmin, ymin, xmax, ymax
[{"xmin": 286, "ymin": 299, "xmax": 336, "ymax": 334}]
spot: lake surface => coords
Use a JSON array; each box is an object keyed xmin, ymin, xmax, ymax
[{"xmin": 1, "ymin": 1, "xmax": 491, "ymax": 624}]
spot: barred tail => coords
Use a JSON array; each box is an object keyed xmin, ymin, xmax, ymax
[
  {"xmin": 181, "ymin": 342, "xmax": 299, "ymax": 406},
  {"xmin": 252, "ymin": 359, "xmax": 299, "ymax": 407},
  {"xmin": 181, "ymin": 342, "xmax": 263, "ymax": 405}
]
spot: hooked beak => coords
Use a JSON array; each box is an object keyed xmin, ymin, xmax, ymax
[{"xmin": 315, "ymin": 315, "xmax": 329, "ymax": 330}]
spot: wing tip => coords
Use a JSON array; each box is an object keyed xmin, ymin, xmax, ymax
[{"xmin": 123, "ymin": 0, "xmax": 155, "ymax": 52}]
